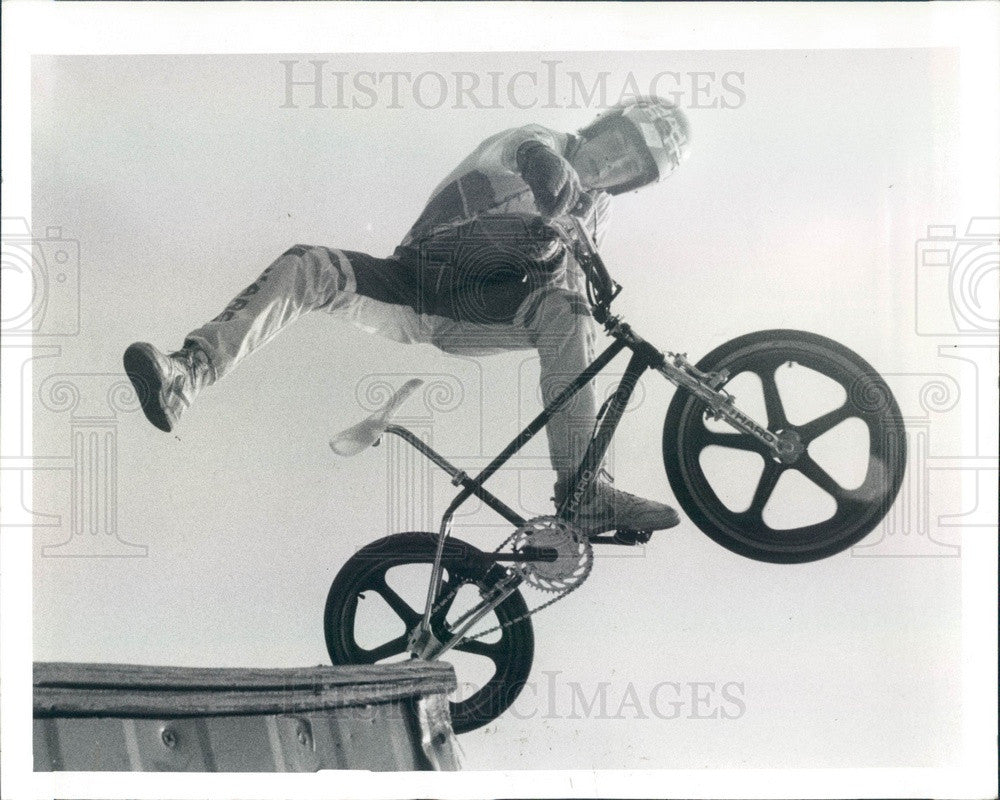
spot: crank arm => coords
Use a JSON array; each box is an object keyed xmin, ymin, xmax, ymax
[{"xmin": 488, "ymin": 546, "xmax": 558, "ymax": 564}]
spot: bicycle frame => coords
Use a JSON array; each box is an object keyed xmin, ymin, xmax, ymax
[
  {"xmin": 386, "ymin": 338, "xmax": 625, "ymax": 657},
  {"xmin": 378, "ymin": 217, "xmax": 796, "ymax": 660}
]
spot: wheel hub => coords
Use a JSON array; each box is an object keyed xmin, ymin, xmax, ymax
[{"xmin": 773, "ymin": 428, "xmax": 805, "ymax": 464}]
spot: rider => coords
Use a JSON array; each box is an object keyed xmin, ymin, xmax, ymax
[{"xmin": 124, "ymin": 96, "xmax": 690, "ymax": 535}]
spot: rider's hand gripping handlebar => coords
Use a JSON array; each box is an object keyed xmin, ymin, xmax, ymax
[
  {"xmin": 546, "ymin": 199, "xmax": 622, "ymax": 323},
  {"xmin": 568, "ymin": 215, "xmax": 621, "ymax": 322}
]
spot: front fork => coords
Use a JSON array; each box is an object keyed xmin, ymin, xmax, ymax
[
  {"xmin": 657, "ymin": 348, "xmax": 804, "ymax": 463},
  {"xmin": 601, "ymin": 318, "xmax": 803, "ymax": 463}
]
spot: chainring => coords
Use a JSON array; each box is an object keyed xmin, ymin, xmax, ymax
[{"xmin": 511, "ymin": 516, "xmax": 593, "ymax": 593}]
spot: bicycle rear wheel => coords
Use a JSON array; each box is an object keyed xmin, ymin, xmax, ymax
[
  {"xmin": 323, "ymin": 532, "xmax": 534, "ymax": 734},
  {"xmin": 663, "ymin": 330, "xmax": 906, "ymax": 563}
]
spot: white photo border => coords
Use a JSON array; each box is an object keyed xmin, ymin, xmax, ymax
[{"xmin": 2, "ymin": 2, "xmax": 997, "ymax": 799}]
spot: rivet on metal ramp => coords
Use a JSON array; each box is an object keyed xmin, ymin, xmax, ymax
[{"xmin": 160, "ymin": 726, "xmax": 178, "ymax": 749}]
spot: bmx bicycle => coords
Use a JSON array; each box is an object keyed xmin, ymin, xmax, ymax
[{"xmin": 323, "ymin": 215, "xmax": 906, "ymax": 733}]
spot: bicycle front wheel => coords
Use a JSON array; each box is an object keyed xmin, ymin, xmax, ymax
[
  {"xmin": 323, "ymin": 532, "xmax": 534, "ymax": 734},
  {"xmin": 663, "ymin": 330, "xmax": 906, "ymax": 563}
]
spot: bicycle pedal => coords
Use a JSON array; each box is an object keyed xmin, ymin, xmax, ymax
[{"xmin": 613, "ymin": 529, "xmax": 652, "ymax": 545}]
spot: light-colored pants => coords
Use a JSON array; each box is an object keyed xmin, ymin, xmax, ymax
[{"xmin": 185, "ymin": 244, "xmax": 599, "ymax": 477}]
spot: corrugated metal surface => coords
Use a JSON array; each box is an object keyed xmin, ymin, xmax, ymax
[{"xmin": 33, "ymin": 661, "xmax": 459, "ymax": 771}]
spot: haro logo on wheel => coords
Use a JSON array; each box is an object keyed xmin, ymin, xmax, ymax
[{"xmin": 726, "ymin": 407, "xmax": 778, "ymax": 446}]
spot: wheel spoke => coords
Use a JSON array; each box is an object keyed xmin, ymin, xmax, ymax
[
  {"xmin": 453, "ymin": 637, "xmax": 504, "ymax": 665},
  {"xmin": 364, "ymin": 634, "xmax": 410, "ymax": 663},
  {"xmin": 795, "ymin": 454, "xmax": 846, "ymax": 502},
  {"xmin": 759, "ymin": 369, "xmax": 787, "ymax": 430},
  {"xmin": 701, "ymin": 429, "xmax": 766, "ymax": 453},
  {"xmin": 748, "ymin": 460, "xmax": 784, "ymax": 517},
  {"xmin": 798, "ymin": 402, "xmax": 853, "ymax": 443},
  {"xmin": 371, "ymin": 577, "xmax": 422, "ymax": 627},
  {"xmin": 327, "ymin": 533, "xmax": 536, "ymax": 734}
]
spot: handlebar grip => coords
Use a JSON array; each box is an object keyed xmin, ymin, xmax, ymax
[{"xmin": 588, "ymin": 249, "xmax": 616, "ymax": 304}]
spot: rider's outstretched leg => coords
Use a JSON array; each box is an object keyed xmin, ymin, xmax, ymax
[{"xmin": 124, "ymin": 245, "xmax": 409, "ymax": 433}]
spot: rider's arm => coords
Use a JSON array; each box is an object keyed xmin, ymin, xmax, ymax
[
  {"xmin": 516, "ymin": 140, "xmax": 581, "ymax": 219},
  {"xmin": 494, "ymin": 124, "xmax": 565, "ymax": 170},
  {"xmin": 587, "ymin": 191, "xmax": 612, "ymax": 247}
]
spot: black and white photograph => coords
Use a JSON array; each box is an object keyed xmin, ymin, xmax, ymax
[{"xmin": 2, "ymin": 2, "xmax": 997, "ymax": 798}]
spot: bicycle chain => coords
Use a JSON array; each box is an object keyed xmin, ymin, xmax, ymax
[
  {"xmin": 465, "ymin": 570, "xmax": 587, "ymax": 641},
  {"xmin": 428, "ymin": 522, "xmax": 591, "ymax": 641}
]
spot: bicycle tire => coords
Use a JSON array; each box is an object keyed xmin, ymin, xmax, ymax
[
  {"xmin": 323, "ymin": 532, "xmax": 534, "ymax": 734},
  {"xmin": 663, "ymin": 330, "xmax": 906, "ymax": 563}
]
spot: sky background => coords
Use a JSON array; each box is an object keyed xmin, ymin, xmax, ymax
[{"xmin": 25, "ymin": 47, "xmax": 984, "ymax": 771}]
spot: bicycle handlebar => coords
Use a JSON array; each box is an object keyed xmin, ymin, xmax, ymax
[
  {"xmin": 545, "ymin": 207, "xmax": 621, "ymax": 323},
  {"xmin": 569, "ymin": 215, "xmax": 620, "ymax": 313}
]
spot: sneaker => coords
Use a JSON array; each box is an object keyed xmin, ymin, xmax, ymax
[
  {"xmin": 123, "ymin": 342, "xmax": 212, "ymax": 432},
  {"xmin": 554, "ymin": 469, "xmax": 680, "ymax": 535}
]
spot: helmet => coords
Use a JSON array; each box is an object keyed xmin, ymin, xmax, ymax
[{"xmin": 578, "ymin": 96, "xmax": 690, "ymax": 195}]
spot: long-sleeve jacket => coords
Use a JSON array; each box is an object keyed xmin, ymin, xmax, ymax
[
  {"xmin": 402, "ymin": 124, "xmax": 611, "ymax": 249},
  {"xmin": 342, "ymin": 125, "xmax": 615, "ymax": 325}
]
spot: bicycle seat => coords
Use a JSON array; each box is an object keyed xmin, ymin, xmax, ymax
[{"xmin": 329, "ymin": 378, "xmax": 424, "ymax": 456}]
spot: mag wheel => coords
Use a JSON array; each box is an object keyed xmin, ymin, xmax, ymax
[
  {"xmin": 324, "ymin": 532, "xmax": 534, "ymax": 734},
  {"xmin": 663, "ymin": 330, "xmax": 906, "ymax": 563}
]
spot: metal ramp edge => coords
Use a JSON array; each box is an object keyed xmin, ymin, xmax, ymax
[{"xmin": 33, "ymin": 660, "xmax": 460, "ymax": 772}]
